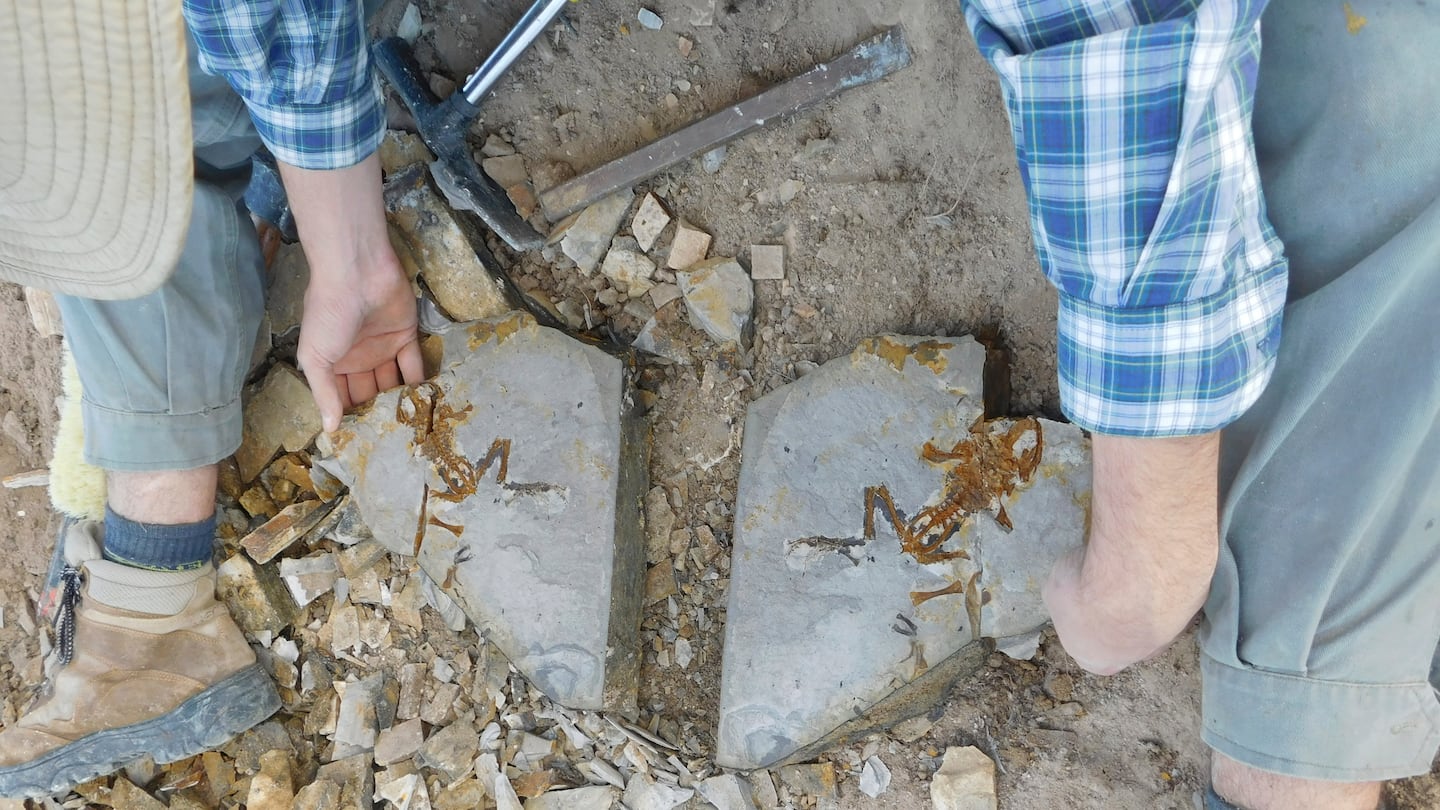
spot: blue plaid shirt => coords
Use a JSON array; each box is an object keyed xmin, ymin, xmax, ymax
[
  {"xmin": 964, "ymin": 0, "xmax": 1289, "ymax": 437},
  {"xmin": 183, "ymin": 0, "xmax": 385, "ymax": 170}
]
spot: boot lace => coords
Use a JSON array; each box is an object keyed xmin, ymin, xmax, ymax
[{"xmin": 53, "ymin": 564, "xmax": 84, "ymax": 667}]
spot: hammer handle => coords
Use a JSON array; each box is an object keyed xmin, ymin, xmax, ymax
[{"xmin": 462, "ymin": 0, "xmax": 573, "ymax": 105}]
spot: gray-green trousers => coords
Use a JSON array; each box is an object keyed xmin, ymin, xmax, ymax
[{"xmin": 1201, "ymin": 0, "xmax": 1440, "ymax": 781}]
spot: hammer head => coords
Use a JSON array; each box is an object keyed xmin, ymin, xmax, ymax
[{"xmin": 372, "ymin": 36, "xmax": 544, "ymax": 252}]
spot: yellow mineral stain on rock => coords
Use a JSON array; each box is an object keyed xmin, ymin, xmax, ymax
[
  {"xmin": 854, "ymin": 336, "xmax": 954, "ymax": 375},
  {"xmin": 466, "ymin": 312, "xmax": 535, "ymax": 351},
  {"xmin": 1343, "ymin": 2, "xmax": 1367, "ymax": 34}
]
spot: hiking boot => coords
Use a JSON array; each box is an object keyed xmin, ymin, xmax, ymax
[{"xmin": 0, "ymin": 521, "xmax": 280, "ymax": 798}]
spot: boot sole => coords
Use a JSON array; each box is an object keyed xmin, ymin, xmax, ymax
[{"xmin": 0, "ymin": 662, "xmax": 281, "ymax": 799}]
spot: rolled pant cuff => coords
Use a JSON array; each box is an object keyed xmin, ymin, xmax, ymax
[
  {"xmin": 1201, "ymin": 654, "xmax": 1440, "ymax": 782},
  {"xmin": 82, "ymin": 397, "xmax": 242, "ymax": 472}
]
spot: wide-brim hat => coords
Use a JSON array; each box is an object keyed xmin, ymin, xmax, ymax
[{"xmin": 0, "ymin": 0, "xmax": 193, "ymax": 300}]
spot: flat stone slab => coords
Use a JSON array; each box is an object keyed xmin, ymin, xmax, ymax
[
  {"xmin": 318, "ymin": 313, "xmax": 646, "ymax": 710},
  {"xmin": 717, "ymin": 335, "xmax": 1089, "ymax": 769}
]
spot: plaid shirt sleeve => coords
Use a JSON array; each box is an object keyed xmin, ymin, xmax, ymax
[
  {"xmin": 183, "ymin": 0, "xmax": 385, "ymax": 170},
  {"xmin": 963, "ymin": 0, "xmax": 1289, "ymax": 437}
]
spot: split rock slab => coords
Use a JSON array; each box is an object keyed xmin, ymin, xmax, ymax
[
  {"xmin": 318, "ymin": 313, "xmax": 646, "ymax": 710},
  {"xmin": 717, "ymin": 335, "xmax": 1090, "ymax": 769}
]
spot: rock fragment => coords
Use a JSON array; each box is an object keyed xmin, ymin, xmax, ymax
[
  {"xmin": 415, "ymin": 719, "xmax": 480, "ymax": 783},
  {"xmin": 236, "ymin": 364, "xmax": 321, "ymax": 483},
  {"xmin": 701, "ymin": 145, "xmax": 726, "ymax": 174},
  {"xmin": 481, "ymin": 133, "xmax": 515, "ymax": 157},
  {"xmin": 109, "ymin": 778, "xmax": 166, "ymax": 810},
  {"xmin": 374, "ymin": 718, "xmax": 426, "ymax": 766},
  {"xmin": 266, "ymin": 244, "xmax": 308, "ymax": 339},
  {"xmin": 931, "ymin": 746, "xmax": 997, "ymax": 810},
  {"xmin": 601, "ymin": 238, "xmax": 658, "ymax": 296},
  {"xmin": 750, "ymin": 772, "xmax": 780, "ymax": 808},
  {"xmin": 333, "ymin": 673, "xmax": 391, "ymax": 752},
  {"xmin": 481, "ymin": 154, "xmax": 528, "ymax": 189},
  {"xmin": 667, "ymin": 222, "xmax": 711, "ymax": 270},
  {"xmin": 778, "ymin": 763, "xmax": 837, "ymax": 800},
  {"xmin": 432, "ymin": 779, "xmax": 486, "ymax": 810},
  {"xmin": 890, "ymin": 714, "xmax": 936, "ymax": 743},
  {"xmin": 293, "ymin": 781, "xmax": 342, "ymax": 810},
  {"xmin": 621, "ymin": 773, "xmax": 694, "ymax": 810},
  {"xmin": 216, "ymin": 553, "xmax": 299, "ymax": 636},
  {"xmin": 648, "ymin": 283, "xmax": 681, "ymax": 309},
  {"xmin": 859, "ymin": 756, "xmax": 892, "ymax": 798},
  {"xmin": 379, "ymin": 130, "xmax": 434, "ymax": 175},
  {"xmin": 637, "ymin": 8, "xmax": 663, "ymax": 29},
  {"xmin": 385, "ymin": 164, "xmax": 513, "ymax": 321},
  {"xmin": 525, "ymin": 785, "xmax": 622, "ymax": 810},
  {"xmin": 697, "ymin": 774, "xmax": 757, "ymax": 810},
  {"xmin": 749, "ymin": 245, "xmax": 784, "ymax": 280},
  {"xmin": 677, "ymin": 258, "xmax": 753, "ymax": 345},
  {"xmin": 559, "ymin": 192, "xmax": 634, "ymax": 272},
  {"xmin": 315, "ymin": 753, "xmax": 376, "ymax": 810},
  {"xmin": 493, "ymin": 772, "xmax": 523, "ymax": 810},
  {"xmin": 377, "ymin": 773, "xmax": 431, "ymax": 810},
  {"xmin": 246, "ymin": 750, "xmax": 293, "ymax": 810},
  {"xmin": 242, "ymin": 499, "xmax": 334, "ymax": 564},
  {"xmin": 631, "ymin": 194, "xmax": 670, "ymax": 252},
  {"xmin": 636, "ymin": 304, "xmax": 691, "ymax": 364},
  {"xmin": 755, "ymin": 179, "xmax": 804, "ymax": 206},
  {"xmin": 396, "ymin": 2, "xmax": 421, "ymax": 42},
  {"xmin": 278, "ymin": 552, "xmax": 338, "ymax": 607}
]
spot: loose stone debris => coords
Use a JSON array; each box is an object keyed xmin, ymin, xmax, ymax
[
  {"xmin": 677, "ymin": 258, "xmax": 753, "ymax": 346},
  {"xmin": 666, "ymin": 221, "xmax": 712, "ymax": 269},
  {"xmin": 858, "ymin": 755, "xmax": 891, "ymax": 798},
  {"xmin": 718, "ymin": 335, "xmax": 1090, "ymax": 769},
  {"xmin": 236, "ymin": 364, "xmax": 322, "ymax": 483},
  {"xmin": 601, "ymin": 238, "xmax": 658, "ymax": 296},
  {"xmin": 558, "ymin": 192, "xmax": 635, "ymax": 273},
  {"xmin": 631, "ymin": 193, "xmax": 671, "ymax": 252},
  {"xmin": 748, "ymin": 245, "xmax": 785, "ymax": 281},
  {"xmin": 931, "ymin": 746, "xmax": 999, "ymax": 810}
]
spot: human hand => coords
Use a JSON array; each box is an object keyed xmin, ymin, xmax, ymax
[
  {"xmin": 297, "ymin": 253, "xmax": 423, "ymax": 431},
  {"xmin": 1042, "ymin": 432, "xmax": 1221, "ymax": 675},
  {"xmin": 277, "ymin": 153, "xmax": 425, "ymax": 431}
]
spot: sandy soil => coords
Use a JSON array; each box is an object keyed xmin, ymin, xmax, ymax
[{"xmin": 1, "ymin": 0, "xmax": 1437, "ymax": 807}]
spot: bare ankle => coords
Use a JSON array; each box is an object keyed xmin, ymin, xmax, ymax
[
  {"xmin": 1211, "ymin": 751, "xmax": 1383, "ymax": 810},
  {"xmin": 108, "ymin": 466, "xmax": 219, "ymax": 525}
]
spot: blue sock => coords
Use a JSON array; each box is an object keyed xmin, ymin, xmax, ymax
[{"xmin": 102, "ymin": 506, "xmax": 216, "ymax": 571}]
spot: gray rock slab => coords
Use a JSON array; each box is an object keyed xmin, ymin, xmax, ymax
[
  {"xmin": 717, "ymin": 336, "xmax": 1089, "ymax": 769},
  {"xmin": 318, "ymin": 313, "xmax": 647, "ymax": 710}
]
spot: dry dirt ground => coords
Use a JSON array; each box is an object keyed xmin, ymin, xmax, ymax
[{"xmin": 2, "ymin": 0, "xmax": 1438, "ymax": 807}]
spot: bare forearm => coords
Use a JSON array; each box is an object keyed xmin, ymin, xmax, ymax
[
  {"xmin": 275, "ymin": 154, "xmax": 395, "ymax": 289},
  {"xmin": 276, "ymin": 154, "xmax": 422, "ymax": 430},
  {"xmin": 1045, "ymin": 431, "xmax": 1221, "ymax": 674}
]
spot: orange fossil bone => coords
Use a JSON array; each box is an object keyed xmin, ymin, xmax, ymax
[{"xmin": 864, "ymin": 417, "xmax": 1043, "ymax": 603}]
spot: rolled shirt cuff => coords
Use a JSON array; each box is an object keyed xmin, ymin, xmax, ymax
[
  {"xmin": 1055, "ymin": 256, "xmax": 1289, "ymax": 437},
  {"xmin": 245, "ymin": 71, "xmax": 387, "ymax": 170}
]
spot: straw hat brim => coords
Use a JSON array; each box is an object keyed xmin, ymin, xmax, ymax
[{"xmin": 0, "ymin": 0, "xmax": 193, "ymax": 300}]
